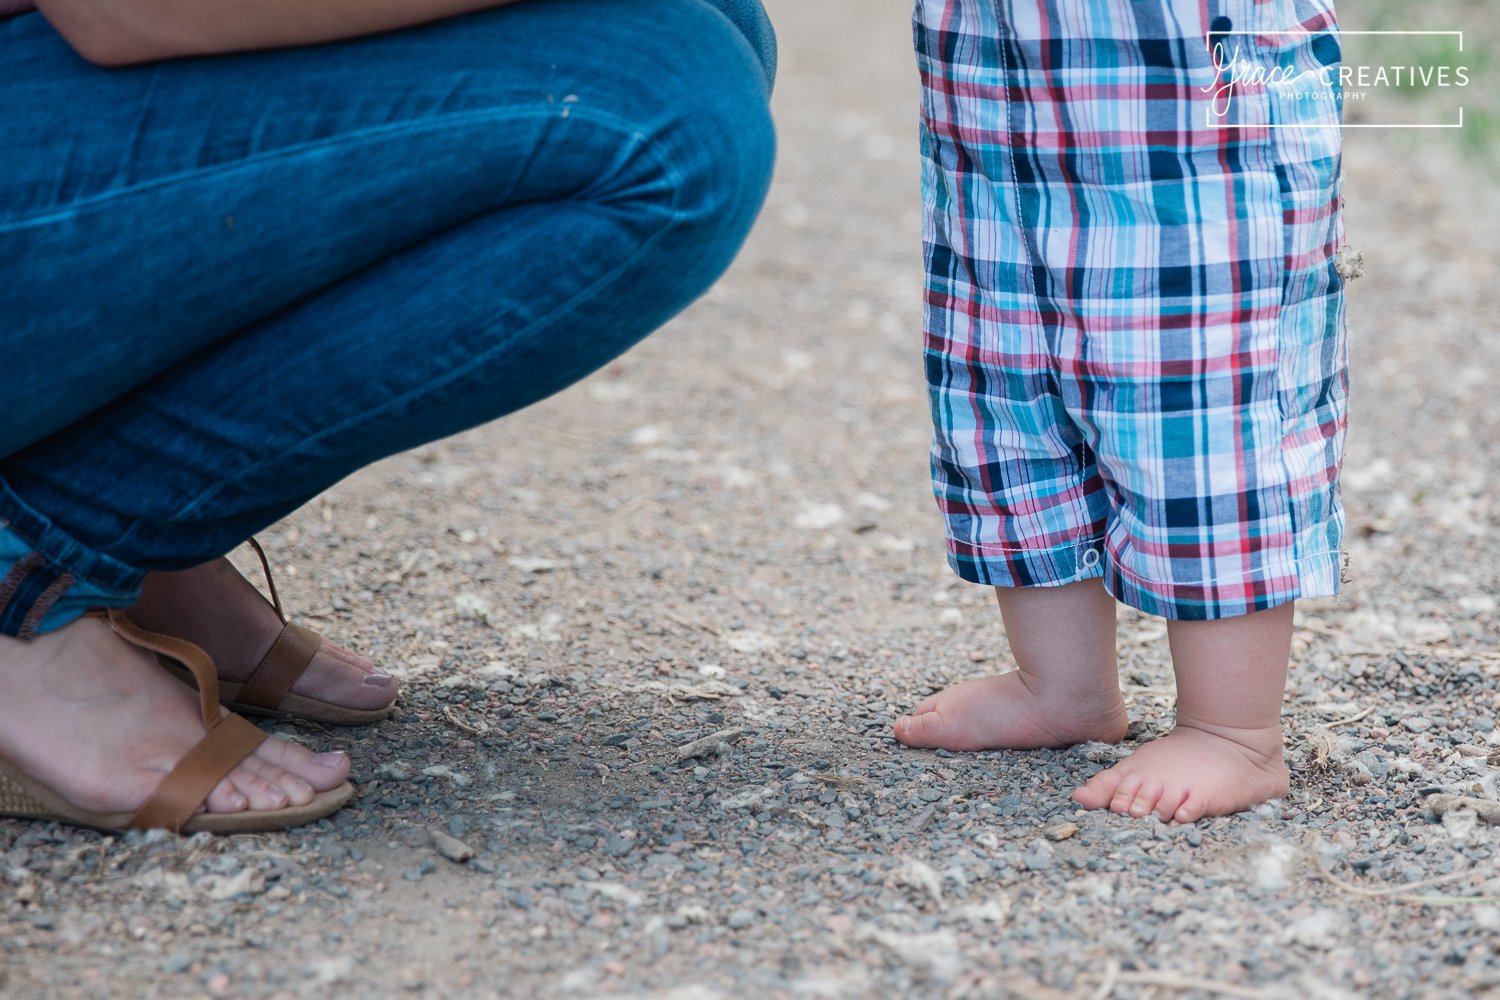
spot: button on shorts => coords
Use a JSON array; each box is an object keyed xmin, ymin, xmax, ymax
[{"xmin": 917, "ymin": 0, "xmax": 1349, "ymax": 619}]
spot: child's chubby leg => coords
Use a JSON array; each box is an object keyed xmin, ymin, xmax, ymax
[
  {"xmin": 1072, "ymin": 602, "xmax": 1293, "ymax": 823},
  {"xmin": 894, "ymin": 579, "xmax": 1129, "ymax": 751}
]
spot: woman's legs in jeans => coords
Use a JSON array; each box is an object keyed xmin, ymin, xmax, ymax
[
  {"xmin": 1, "ymin": 0, "xmax": 775, "ymax": 633},
  {"xmin": 0, "ymin": 0, "xmax": 775, "ymax": 817}
]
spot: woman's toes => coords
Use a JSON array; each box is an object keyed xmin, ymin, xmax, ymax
[
  {"xmin": 1109, "ymin": 774, "xmax": 1145, "ymax": 815},
  {"xmin": 242, "ymin": 755, "xmax": 315, "ymax": 806},
  {"xmin": 1128, "ymin": 780, "xmax": 1163, "ymax": 818},
  {"xmin": 204, "ymin": 779, "xmax": 249, "ymax": 815},
  {"xmin": 324, "ymin": 641, "xmax": 376, "ymax": 674},
  {"xmin": 298, "ymin": 650, "xmax": 397, "ymax": 711},
  {"xmin": 231, "ymin": 769, "xmax": 290, "ymax": 812},
  {"xmin": 254, "ymin": 738, "xmax": 350, "ymax": 790}
]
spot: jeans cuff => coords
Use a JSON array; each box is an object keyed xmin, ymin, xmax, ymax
[{"xmin": 0, "ymin": 477, "xmax": 143, "ymax": 639}]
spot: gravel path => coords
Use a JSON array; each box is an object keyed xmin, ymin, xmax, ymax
[{"xmin": 5, "ymin": 3, "xmax": 1500, "ymax": 997}]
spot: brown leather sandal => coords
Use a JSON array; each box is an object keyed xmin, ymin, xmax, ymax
[
  {"xmin": 0, "ymin": 608, "xmax": 353, "ymax": 834},
  {"xmin": 162, "ymin": 539, "xmax": 396, "ymax": 726}
]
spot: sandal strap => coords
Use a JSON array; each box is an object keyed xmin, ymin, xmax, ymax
[
  {"xmin": 245, "ymin": 537, "xmax": 287, "ymax": 624},
  {"xmin": 236, "ymin": 622, "xmax": 322, "ymax": 712},
  {"xmin": 94, "ymin": 608, "xmax": 223, "ymax": 730},
  {"xmin": 127, "ymin": 714, "xmax": 267, "ymax": 832},
  {"xmin": 85, "ymin": 609, "xmax": 270, "ymax": 833}
]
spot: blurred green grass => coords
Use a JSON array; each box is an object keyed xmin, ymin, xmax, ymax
[{"xmin": 1341, "ymin": 0, "xmax": 1497, "ymax": 161}]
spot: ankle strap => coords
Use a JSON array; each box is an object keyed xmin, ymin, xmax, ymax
[
  {"xmin": 245, "ymin": 537, "xmax": 287, "ymax": 624},
  {"xmin": 92, "ymin": 607, "xmax": 224, "ymax": 731}
]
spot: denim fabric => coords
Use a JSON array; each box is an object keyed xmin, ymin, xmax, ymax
[{"xmin": 0, "ymin": 0, "xmax": 776, "ymax": 638}]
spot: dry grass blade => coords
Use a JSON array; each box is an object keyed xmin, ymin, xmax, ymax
[
  {"xmin": 1101, "ymin": 970, "xmax": 1270, "ymax": 999},
  {"xmin": 1088, "ymin": 961, "xmax": 1121, "ymax": 1000},
  {"xmin": 1310, "ymin": 836, "xmax": 1500, "ymax": 904},
  {"xmin": 1322, "ymin": 705, "xmax": 1375, "ymax": 729}
]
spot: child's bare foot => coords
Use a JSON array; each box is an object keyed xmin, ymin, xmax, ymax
[
  {"xmin": 130, "ymin": 558, "xmax": 396, "ymax": 713},
  {"xmin": 893, "ymin": 671, "xmax": 1129, "ymax": 751},
  {"xmin": 1070, "ymin": 722, "xmax": 1288, "ymax": 823}
]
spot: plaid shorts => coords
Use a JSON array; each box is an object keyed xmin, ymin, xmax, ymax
[{"xmin": 918, "ymin": 0, "xmax": 1349, "ymax": 620}]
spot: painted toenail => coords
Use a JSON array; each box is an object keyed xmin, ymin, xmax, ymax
[
  {"xmin": 314, "ymin": 751, "xmax": 348, "ymax": 766},
  {"xmin": 363, "ymin": 673, "xmax": 394, "ymax": 688}
]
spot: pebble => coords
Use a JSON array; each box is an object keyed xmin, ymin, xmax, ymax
[{"xmin": 430, "ymin": 829, "xmax": 477, "ymax": 864}]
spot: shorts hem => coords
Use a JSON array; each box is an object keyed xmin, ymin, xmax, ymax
[
  {"xmin": 946, "ymin": 533, "xmax": 1107, "ymax": 590},
  {"xmin": 947, "ymin": 536, "xmax": 1344, "ymax": 622},
  {"xmin": 1104, "ymin": 547, "xmax": 1343, "ymax": 621}
]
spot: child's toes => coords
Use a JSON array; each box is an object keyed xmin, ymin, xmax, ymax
[
  {"xmin": 1108, "ymin": 774, "xmax": 1145, "ymax": 815},
  {"xmin": 893, "ymin": 711, "xmax": 946, "ymax": 749},
  {"xmin": 1174, "ymin": 794, "xmax": 1208, "ymax": 824},
  {"xmin": 1127, "ymin": 779, "xmax": 1163, "ymax": 818},
  {"xmin": 1071, "ymin": 768, "xmax": 1124, "ymax": 809},
  {"xmin": 1153, "ymin": 787, "xmax": 1190, "ymax": 823}
]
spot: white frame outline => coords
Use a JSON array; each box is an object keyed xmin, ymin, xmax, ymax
[{"xmin": 1203, "ymin": 30, "xmax": 1466, "ymax": 130}]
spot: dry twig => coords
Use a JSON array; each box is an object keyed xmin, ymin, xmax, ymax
[{"xmin": 672, "ymin": 726, "xmax": 746, "ymax": 763}]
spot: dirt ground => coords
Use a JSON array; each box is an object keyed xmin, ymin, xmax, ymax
[{"xmin": 4, "ymin": 2, "xmax": 1500, "ymax": 998}]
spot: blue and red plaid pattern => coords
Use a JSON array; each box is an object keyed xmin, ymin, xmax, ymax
[{"xmin": 918, "ymin": 0, "xmax": 1348, "ymax": 619}]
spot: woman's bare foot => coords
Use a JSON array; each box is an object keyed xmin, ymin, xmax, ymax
[
  {"xmin": 129, "ymin": 557, "xmax": 396, "ymax": 714},
  {"xmin": 1070, "ymin": 722, "xmax": 1288, "ymax": 822},
  {"xmin": 0, "ymin": 617, "xmax": 350, "ymax": 817},
  {"xmin": 894, "ymin": 671, "xmax": 1129, "ymax": 750}
]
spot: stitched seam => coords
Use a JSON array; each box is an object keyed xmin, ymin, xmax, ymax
[
  {"xmin": 18, "ymin": 572, "xmax": 74, "ymax": 641},
  {"xmin": 0, "ymin": 514, "xmax": 140, "ymax": 594},
  {"xmin": 986, "ymin": 0, "xmax": 1097, "ymax": 552},
  {"xmin": 0, "ymin": 553, "xmax": 43, "ymax": 614},
  {"xmin": 948, "ymin": 534, "xmax": 1104, "ymax": 555},
  {"xmin": 1110, "ymin": 546, "xmax": 1341, "ymax": 590}
]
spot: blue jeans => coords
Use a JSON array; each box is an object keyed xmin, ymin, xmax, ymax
[{"xmin": 0, "ymin": 0, "xmax": 776, "ymax": 638}]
